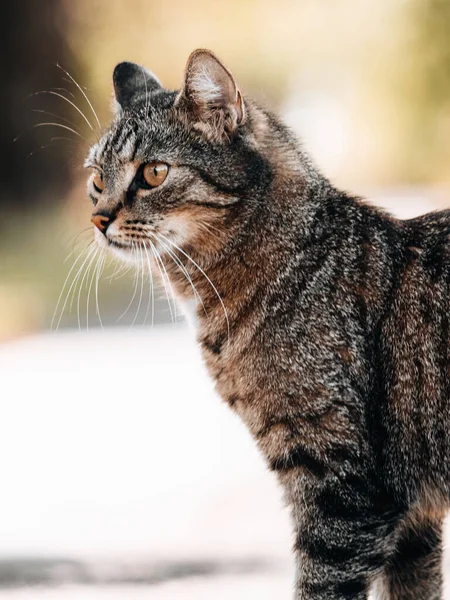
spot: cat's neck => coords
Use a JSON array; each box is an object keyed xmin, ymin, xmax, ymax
[
  {"xmin": 162, "ymin": 104, "xmax": 366, "ymax": 340},
  {"xmin": 169, "ymin": 175, "xmax": 351, "ymax": 344}
]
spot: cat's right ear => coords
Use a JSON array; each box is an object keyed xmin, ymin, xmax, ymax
[
  {"xmin": 175, "ymin": 49, "xmax": 246, "ymax": 141},
  {"xmin": 113, "ymin": 62, "xmax": 162, "ymax": 111}
]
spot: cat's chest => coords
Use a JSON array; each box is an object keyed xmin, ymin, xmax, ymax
[{"xmin": 200, "ymin": 340, "xmax": 248, "ymax": 409}]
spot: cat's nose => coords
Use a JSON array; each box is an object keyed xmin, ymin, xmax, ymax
[{"xmin": 91, "ymin": 213, "xmax": 113, "ymax": 234}]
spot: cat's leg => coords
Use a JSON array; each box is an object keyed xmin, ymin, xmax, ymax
[
  {"xmin": 294, "ymin": 519, "xmax": 385, "ymax": 599},
  {"xmin": 376, "ymin": 511, "xmax": 444, "ymax": 600},
  {"xmin": 290, "ymin": 481, "xmax": 400, "ymax": 600}
]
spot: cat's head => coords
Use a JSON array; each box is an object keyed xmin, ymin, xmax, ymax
[{"xmin": 85, "ymin": 49, "xmax": 273, "ymax": 264}]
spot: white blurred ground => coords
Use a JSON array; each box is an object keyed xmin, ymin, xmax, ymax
[
  {"xmin": 0, "ymin": 326, "xmax": 294, "ymax": 598},
  {"xmin": 0, "ymin": 191, "xmax": 449, "ymax": 598}
]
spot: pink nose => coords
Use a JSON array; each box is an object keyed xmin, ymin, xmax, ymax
[{"xmin": 91, "ymin": 214, "xmax": 111, "ymax": 234}]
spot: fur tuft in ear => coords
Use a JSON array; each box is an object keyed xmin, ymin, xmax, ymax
[
  {"xmin": 113, "ymin": 62, "xmax": 162, "ymax": 111},
  {"xmin": 176, "ymin": 49, "xmax": 245, "ymax": 139}
]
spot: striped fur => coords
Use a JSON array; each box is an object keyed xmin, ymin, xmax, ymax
[{"xmin": 86, "ymin": 50, "xmax": 450, "ymax": 599}]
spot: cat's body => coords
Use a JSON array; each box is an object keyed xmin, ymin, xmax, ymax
[{"xmin": 85, "ymin": 50, "xmax": 449, "ymax": 599}]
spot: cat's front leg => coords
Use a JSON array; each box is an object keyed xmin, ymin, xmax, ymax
[{"xmin": 291, "ymin": 481, "xmax": 400, "ymax": 600}]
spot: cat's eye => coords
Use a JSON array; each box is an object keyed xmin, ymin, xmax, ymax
[
  {"xmin": 143, "ymin": 162, "xmax": 169, "ymax": 187},
  {"xmin": 92, "ymin": 171, "xmax": 104, "ymax": 193}
]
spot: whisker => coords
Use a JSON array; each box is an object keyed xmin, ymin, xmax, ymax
[
  {"xmin": 95, "ymin": 250, "xmax": 105, "ymax": 330},
  {"xmin": 66, "ymin": 227, "xmax": 92, "ymax": 244},
  {"xmin": 77, "ymin": 247, "xmax": 99, "ymax": 330},
  {"xmin": 143, "ymin": 244, "xmax": 155, "ymax": 329},
  {"xmin": 141, "ymin": 65, "xmax": 150, "ymax": 118},
  {"xmin": 86, "ymin": 248, "xmax": 102, "ymax": 331},
  {"xmin": 131, "ymin": 243, "xmax": 145, "ymax": 327},
  {"xmin": 157, "ymin": 233, "xmax": 230, "ymax": 345},
  {"xmin": 51, "ymin": 246, "xmax": 89, "ymax": 330},
  {"xmin": 148, "ymin": 239, "xmax": 176, "ymax": 326},
  {"xmin": 200, "ymin": 221, "xmax": 223, "ymax": 235},
  {"xmin": 31, "ymin": 109, "xmax": 84, "ymax": 134},
  {"xmin": 54, "ymin": 244, "xmax": 97, "ymax": 331},
  {"xmin": 50, "ymin": 136, "xmax": 79, "ymax": 144},
  {"xmin": 49, "ymin": 87, "xmax": 76, "ymax": 99},
  {"xmin": 104, "ymin": 255, "xmax": 128, "ymax": 281},
  {"xmin": 33, "ymin": 122, "xmax": 87, "ymax": 142},
  {"xmin": 65, "ymin": 228, "xmax": 93, "ymax": 263},
  {"xmin": 116, "ymin": 242, "xmax": 140, "ymax": 323},
  {"xmin": 26, "ymin": 142, "xmax": 76, "ymax": 160},
  {"xmin": 155, "ymin": 235, "xmax": 207, "ymax": 316},
  {"xmin": 197, "ymin": 221, "xmax": 224, "ymax": 243},
  {"xmin": 56, "ymin": 63, "xmax": 102, "ymax": 131},
  {"xmin": 31, "ymin": 90, "xmax": 97, "ymax": 138},
  {"xmin": 86, "ymin": 259, "xmax": 96, "ymax": 332},
  {"xmin": 155, "ymin": 243, "xmax": 178, "ymax": 322},
  {"xmin": 69, "ymin": 244, "xmax": 98, "ymax": 312}
]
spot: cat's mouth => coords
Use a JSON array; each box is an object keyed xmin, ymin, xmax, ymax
[
  {"xmin": 107, "ymin": 238, "xmax": 133, "ymax": 250},
  {"xmin": 93, "ymin": 228, "xmax": 135, "ymax": 255},
  {"xmin": 93, "ymin": 220, "xmax": 186, "ymax": 266},
  {"xmin": 97, "ymin": 234, "xmax": 147, "ymax": 265},
  {"xmin": 94, "ymin": 227, "xmax": 168, "ymax": 264}
]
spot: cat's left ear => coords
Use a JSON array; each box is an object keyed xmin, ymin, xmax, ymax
[
  {"xmin": 176, "ymin": 49, "xmax": 246, "ymax": 140},
  {"xmin": 113, "ymin": 62, "xmax": 162, "ymax": 111}
]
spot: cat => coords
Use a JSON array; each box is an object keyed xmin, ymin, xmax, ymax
[{"xmin": 85, "ymin": 49, "xmax": 449, "ymax": 599}]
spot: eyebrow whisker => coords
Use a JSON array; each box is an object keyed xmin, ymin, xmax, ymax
[
  {"xmin": 56, "ymin": 63, "xmax": 102, "ymax": 131},
  {"xmin": 33, "ymin": 122, "xmax": 87, "ymax": 142}
]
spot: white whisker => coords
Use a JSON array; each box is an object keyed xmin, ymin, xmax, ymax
[
  {"xmin": 34, "ymin": 122, "xmax": 87, "ymax": 142},
  {"xmin": 155, "ymin": 235, "xmax": 207, "ymax": 316},
  {"xmin": 77, "ymin": 247, "xmax": 99, "ymax": 331},
  {"xmin": 105, "ymin": 258, "xmax": 131, "ymax": 282},
  {"xmin": 143, "ymin": 244, "xmax": 155, "ymax": 328},
  {"xmin": 50, "ymin": 86, "xmax": 76, "ymax": 99},
  {"xmin": 116, "ymin": 242, "xmax": 140, "ymax": 322},
  {"xmin": 51, "ymin": 246, "xmax": 89, "ymax": 330},
  {"xmin": 56, "ymin": 63, "xmax": 102, "ymax": 131},
  {"xmin": 157, "ymin": 233, "xmax": 230, "ymax": 345},
  {"xmin": 55, "ymin": 244, "xmax": 97, "ymax": 331},
  {"xmin": 95, "ymin": 250, "xmax": 105, "ymax": 330},
  {"xmin": 141, "ymin": 66, "xmax": 150, "ymax": 118},
  {"xmin": 132, "ymin": 244, "xmax": 145, "ymax": 327},
  {"xmin": 86, "ymin": 248, "xmax": 102, "ymax": 331},
  {"xmin": 31, "ymin": 90, "xmax": 97, "ymax": 138},
  {"xmin": 64, "ymin": 231, "xmax": 93, "ymax": 263},
  {"xmin": 27, "ymin": 143, "xmax": 76, "ymax": 160},
  {"xmin": 32, "ymin": 109, "xmax": 84, "ymax": 134},
  {"xmin": 148, "ymin": 239, "xmax": 176, "ymax": 326},
  {"xmin": 197, "ymin": 221, "xmax": 224, "ymax": 243}
]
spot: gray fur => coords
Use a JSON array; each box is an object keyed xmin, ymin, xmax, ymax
[{"xmin": 85, "ymin": 49, "xmax": 450, "ymax": 599}]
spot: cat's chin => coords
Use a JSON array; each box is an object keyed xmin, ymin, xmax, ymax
[
  {"xmin": 107, "ymin": 243, "xmax": 135, "ymax": 264},
  {"xmin": 106, "ymin": 240, "xmax": 139, "ymax": 265},
  {"xmin": 93, "ymin": 228, "xmax": 136, "ymax": 264}
]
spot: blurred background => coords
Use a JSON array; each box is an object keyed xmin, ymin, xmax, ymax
[{"xmin": 1, "ymin": 0, "xmax": 449, "ymax": 598}]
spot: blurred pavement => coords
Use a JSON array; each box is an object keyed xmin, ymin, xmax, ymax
[{"xmin": 0, "ymin": 325, "xmax": 449, "ymax": 598}]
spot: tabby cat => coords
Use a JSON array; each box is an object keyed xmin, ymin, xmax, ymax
[{"xmin": 85, "ymin": 49, "xmax": 450, "ymax": 599}]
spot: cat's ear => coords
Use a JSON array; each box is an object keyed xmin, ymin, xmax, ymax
[
  {"xmin": 176, "ymin": 49, "xmax": 245, "ymax": 140},
  {"xmin": 113, "ymin": 62, "xmax": 162, "ymax": 111}
]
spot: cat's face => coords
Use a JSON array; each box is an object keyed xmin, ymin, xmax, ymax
[{"xmin": 85, "ymin": 50, "xmax": 270, "ymax": 264}]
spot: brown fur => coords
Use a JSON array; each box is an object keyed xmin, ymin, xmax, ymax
[{"xmin": 86, "ymin": 50, "xmax": 450, "ymax": 599}]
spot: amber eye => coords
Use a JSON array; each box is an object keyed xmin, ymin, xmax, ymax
[
  {"xmin": 92, "ymin": 171, "xmax": 104, "ymax": 193},
  {"xmin": 143, "ymin": 162, "xmax": 169, "ymax": 187}
]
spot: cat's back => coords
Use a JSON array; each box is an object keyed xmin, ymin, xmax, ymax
[
  {"xmin": 380, "ymin": 208, "xmax": 450, "ymax": 495},
  {"xmin": 405, "ymin": 209, "xmax": 450, "ymax": 281}
]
